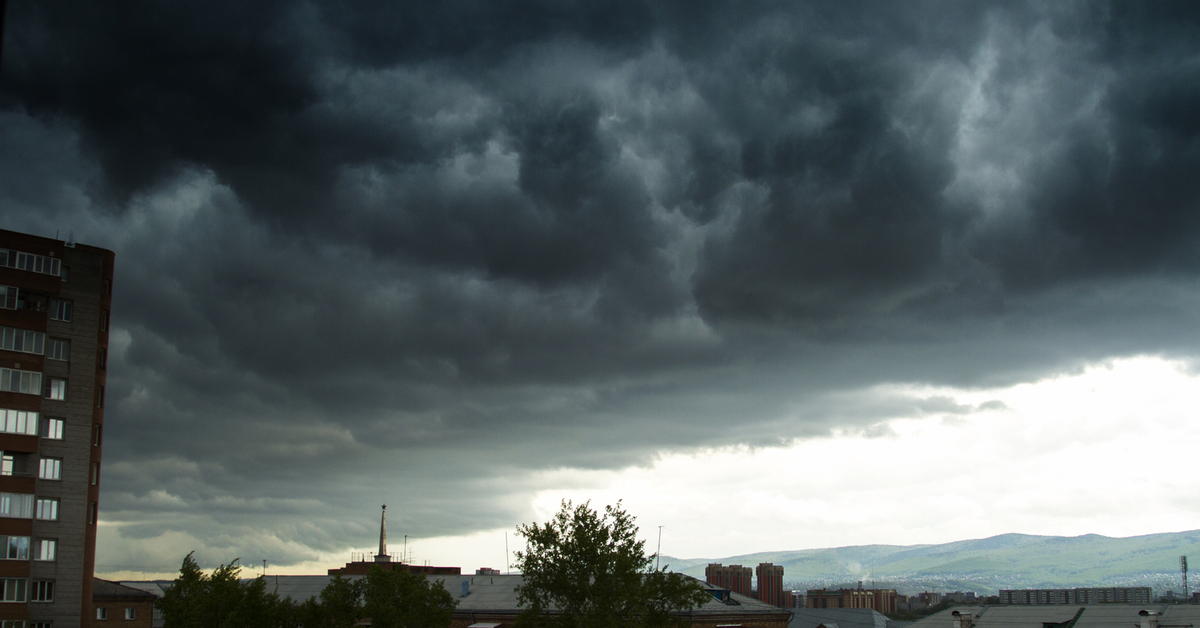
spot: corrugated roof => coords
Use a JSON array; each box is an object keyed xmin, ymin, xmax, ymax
[
  {"xmin": 93, "ymin": 578, "xmax": 159, "ymax": 599},
  {"xmin": 790, "ymin": 608, "xmax": 892, "ymax": 628},
  {"xmin": 122, "ymin": 573, "xmax": 791, "ymax": 619},
  {"xmin": 908, "ymin": 604, "xmax": 1200, "ymax": 628}
]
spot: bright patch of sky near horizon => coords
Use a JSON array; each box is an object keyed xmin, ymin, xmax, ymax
[{"xmin": 101, "ymin": 354, "xmax": 1198, "ymax": 580}]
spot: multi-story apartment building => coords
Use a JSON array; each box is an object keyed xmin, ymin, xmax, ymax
[
  {"xmin": 755, "ymin": 563, "xmax": 785, "ymax": 607},
  {"xmin": 705, "ymin": 564, "xmax": 753, "ymax": 597},
  {"xmin": 807, "ymin": 587, "xmax": 897, "ymax": 613},
  {"xmin": 0, "ymin": 229, "xmax": 114, "ymax": 627},
  {"xmin": 998, "ymin": 587, "xmax": 1152, "ymax": 605}
]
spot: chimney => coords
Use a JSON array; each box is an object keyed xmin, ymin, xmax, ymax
[
  {"xmin": 1139, "ymin": 610, "xmax": 1161, "ymax": 628},
  {"xmin": 952, "ymin": 610, "xmax": 974, "ymax": 628}
]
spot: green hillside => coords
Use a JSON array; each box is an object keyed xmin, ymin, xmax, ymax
[{"xmin": 663, "ymin": 530, "xmax": 1200, "ymax": 595}]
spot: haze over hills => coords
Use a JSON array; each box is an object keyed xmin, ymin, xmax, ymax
[{"xmin": 663, "ymin": 530, "xmax": 1200, "ymax": 595}]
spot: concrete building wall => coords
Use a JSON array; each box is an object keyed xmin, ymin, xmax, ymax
[{"xmin": 0, "ymin": 230, "xmax": 114, "ymax": 627}]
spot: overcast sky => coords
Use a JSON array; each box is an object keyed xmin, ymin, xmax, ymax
[{"xmin": 3, "ymin": 1, "xmax": 1200, "ymax": 579}]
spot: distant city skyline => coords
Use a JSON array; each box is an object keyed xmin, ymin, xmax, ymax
[{"xmin": 3, "ymin": 1, "xmax": 1200, "ymax": 581}]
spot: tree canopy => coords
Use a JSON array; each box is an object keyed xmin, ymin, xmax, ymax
[
  {"xmin": 157, "ymin": 553, "xmax": 294, "ymax": 628},
  {"xmin": 160, "ymin": 553, "xmax": 456, "ymax": 628},
  {"xmin": 514, "ymin": 501, "xmax": 712, "ymax": 628}
]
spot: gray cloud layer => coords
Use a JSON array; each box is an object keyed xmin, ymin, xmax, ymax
[{"xmin": 2, "ymin": 0, "xmax": 1199, "ymax": 571}]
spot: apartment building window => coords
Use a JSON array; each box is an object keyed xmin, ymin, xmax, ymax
[
  {"xmin": 48, "ymin": 338, "xmax": 69, "ymax": 361},
  {"xmin": 49, "ymin": 300, "xmax": 72, "ymax": 322},
  {"xmin": 29, "ymin": 580, "xmax": 52, "ymax": 602},
  {"xmin": 97, "ymin": 607, "xmax": 108, "ymax": 620},
  {"xmin": 101, "ymin": 310, "xmax": 109, "ymax": 331},
  {"xmin": 0, "ymin": 326, "xmax": 45, "ymax": 355},
  {"xmin": 0, "ymin": 578, "xmax": 26, "ymax": 602},
  {"xmin": 0, "ymin": 453, "xmax": 29, "ymax": 477},
  {"xmin": 0, "ymin": 286, "xmax": 16, "ymax": 310},
  {"xmin": 93, "ymin": 423, "xmax": 102, "ymax": 446},
  {"xmin": 40, "ymin": 417, "xmax": 63, "ymax": 439},
  {"xmin": 1, "ymin": 409, "xmax": 39, "ymax": 436},
  {"xmin": 104, "ymin": 279, "xmax": 112, "ymax": 295},
  {"xmin": 0, "ymin": 248, "xmax": 61, "ymax": 276},
  {"xmin": 91, "ymin": 462, "xmax": 100, "ymax": 485},
  {"xmin": 100, "ymin": 347, "xmax": 107, "ymax": 369},
  {"xmin": 0, "ymin": 493, "xmax": 33, "ymax": 518},
  {"xmin": 0, "ymin": 368, "xmax": 42, "ymax": 395},
  {"xmin": 44, "ymin": 378, "xmax": 66, "ymax": 401},
  {"xmin": 35, "ymin": 498, "xmax": 58, "ymax": 521},
  {"xmin": 33, "ymin": 539, "xmax": 55, "ymax": 561},
  {"xmin": 30, "ymin": 622, "xmax": 53, "ymax": 628},
  {"xmin": 89, "ymin": 501, "xmax": 98, "ymax": 525},
  {"xmin": 38, "ymin": 457, "xmax": 61, "ymax": 481},
  {"xmin": 96, "ymin": 385, "xmax": 105, "ymax": 408},
  {"xmin": 125, "ymin": 607, "xmax": 137, "ymax": 620},
  {"xmin": 0, "ymin": 536, "xmax": 29, "ymax": 560}
]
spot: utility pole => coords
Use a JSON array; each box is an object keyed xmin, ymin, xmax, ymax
[{"xmin": 656, "ymin": 526, "xmax": 663, "ymax": 571}]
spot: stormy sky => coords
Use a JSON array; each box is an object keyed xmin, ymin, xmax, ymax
[{"xmin": 3, "ymin": 1, "xmax": 1200, "ymax": 578}]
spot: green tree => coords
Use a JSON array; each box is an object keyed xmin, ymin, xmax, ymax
[
  {"xmin": 360, "ymin": 565, "xmax": 457, "ymax": 628},
  {"xmin": 157, "ymin": 552, "xmax": 295, "ymax": 628},
  {"xmin": 514, "ymin": 501, "xmax": 712, "ymax": 628},
  {"xmin": 297, "ymin": 566, "xmax": 457, "ymax": 628}
]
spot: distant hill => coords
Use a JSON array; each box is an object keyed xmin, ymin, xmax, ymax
[{"xmin": 661, "ymin": 530, "xmax": 1200, "ymax": 595}]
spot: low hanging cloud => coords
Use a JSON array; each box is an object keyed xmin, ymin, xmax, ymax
[{"xmin": 2, "ymin": 0, "xmax": 1200, "ymax": 572}]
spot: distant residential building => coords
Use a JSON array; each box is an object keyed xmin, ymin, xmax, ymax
[
  {"xmin": 808, "ymin": 587, "xmax": 897, "ymax": 614},
  {"xmin": 91, "ymin": 578, "xmax": 156, "ymax": 628},
  {"xmin": 757, "ymin": 563, "xmax": 786, "ymax": 607},
  {"xmin": 997, "ymin": 587, "xmax": 1152, "ymax": 605},
  {"xmin": 706, "ymin": 563, "xmax": 753, "ymax": 597}
]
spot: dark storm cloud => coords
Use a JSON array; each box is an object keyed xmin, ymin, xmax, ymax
[{"xmin": 3, "ymin": 0, "xmax": 1200, "ymax": 571}]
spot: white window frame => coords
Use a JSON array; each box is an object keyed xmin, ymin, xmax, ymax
[
  {"xmin": 33, "ymin": 538, "xmax": 55, "ymax": 561},
  {"xmin": 35, "ymin": 498, "xmax": 58, "ymax": 521},
  {"xmin": 0, "ymin": 578, "xmax": 26, "ymax": 602},
  {"xmin": 0, "ymin": 536, "xmax": 29, "ymax": 560},
  {"xmin": 49, "ymin": 300, "xmax": 71, "ymax": 322},
  {"xmin": 40, "ymin": 416, "xmax": 62, "ymax": 439},
  {"xmin": 0, "ymin": 248, "xmax": 60, "ymax": 276},
  {"xmin": 0, "ymin": 286, "xmax": 16, "ymax": 310},
  {"xmin": 97, "ymin": 607, "xmax": 108, "ymax": 620},
  {"xmin": 125, "ymin": 607, "xmax": 136, "ymax": 620},
  {"xmin": 0, "ymin": 368, "xmax": 42, "ymax": 395},
  {"xmin": 0, "ymin": 493, "xmax": 33, "ymax": 518},
  {"xmin": 0, "ymin": 409, "xmax": 38, "ymax": 436},
  {"xmin": 48, "ymin": 338, "xmax": 69, "ymax": 361},
  {"xmin": 0, "ymin": 326, "xmax": 45, "ymax": 355},
  {"xmin": 45, "ymin": 378, "xmax": 66, "ymax": 401},
  {"xmin": 29, "ymin": 580, "xmax": 52, "ymax": 603},
  {"xmin": 38, "ymin": 458, "xmax": 61, "ymax": 481}
]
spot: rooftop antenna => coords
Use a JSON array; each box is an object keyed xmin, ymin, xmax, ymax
[
  {"xmin": 1182, "ymin": 556, "xmax": 1189, "ymax": 601},
  {"xmin": 506, "ymin": 532, "xmax": 510, "ymax": 575},
  {"xmin": 656, "ymin": 526, "xmax": 663, "ymax": 571}
]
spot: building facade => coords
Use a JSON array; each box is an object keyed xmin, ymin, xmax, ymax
[
  {"xmin": 0, "ymin": 230, "xmax": 115, "ymax": 627},
  {"xmin": 705, "ymin": 564, "xmax": 753, "ymax": 598},
  {"xmin": 755, "ymin": 563, "xmax": 785, "ymax": 607},
  {"xmin": 89, "ymin": 580, "xmax": 154, "ymax": 628},
  {"xmin": 807, "ymin": 588, "xmax": 898, "ymax": 614},
  {"xmin": 997, "ymin": 587, "xmax": 1152, "ymax": 605}
]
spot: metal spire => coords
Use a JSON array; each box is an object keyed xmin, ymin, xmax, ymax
[{"xmin": 376, "ymin": 504, "xmax": 391, "ymax": 562}]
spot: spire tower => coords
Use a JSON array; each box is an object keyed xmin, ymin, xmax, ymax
[{"xmin": 375, "ymin": 504, "xmax": 391, "ymax": 563}]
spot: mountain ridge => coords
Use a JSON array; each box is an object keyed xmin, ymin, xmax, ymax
[{"xmin": 660, "ymin": 530, "xmax": 1200, "ymax": 595}]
